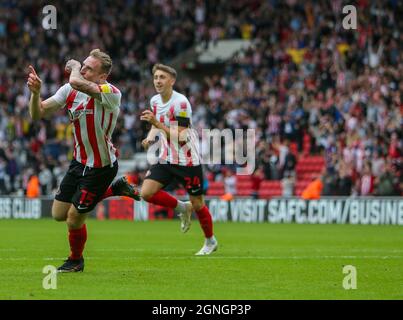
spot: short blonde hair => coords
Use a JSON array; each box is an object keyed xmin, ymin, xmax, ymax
[
  {"xmin": 152, "ymin": 63, "xmax": 177, "ymax": 79},
  {"xmin": 90, "ymin": 49, "xmax": 112, "ymax": 75}
]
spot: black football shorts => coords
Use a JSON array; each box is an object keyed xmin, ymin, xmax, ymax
[
  {"xmin": 145, "ymin": 163, "xmax": 204, "ymax": 196},
  {"xmin": 55, "ymin": 159, "xmax": 118, "ymax": 213}
]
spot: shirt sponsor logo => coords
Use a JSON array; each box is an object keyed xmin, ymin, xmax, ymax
[{"xmin": 68, "ymin": 109, "xmax": 94, "ymax": 121}]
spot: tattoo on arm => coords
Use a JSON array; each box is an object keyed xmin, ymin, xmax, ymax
[{"xmin": 69, "ymin": 68, "xmax": 101, "ymax": 100}]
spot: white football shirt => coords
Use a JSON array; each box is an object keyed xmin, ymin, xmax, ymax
[
  {"xmin": 149, "ymin": 90, "xmax": 200, "ymax": 166},
  {"xmin": 52, "ymin": 82, "xmax": 121, "ymax": 168}
]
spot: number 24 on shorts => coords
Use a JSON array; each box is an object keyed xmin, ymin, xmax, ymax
[{"xmin": 184, "ymin": 176, "xmax": 200, "ymax": 189}]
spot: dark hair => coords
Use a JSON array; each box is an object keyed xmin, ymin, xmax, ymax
[{"xmin": 152, "ymin": 63, "xmax": 177, "ymax": 79}]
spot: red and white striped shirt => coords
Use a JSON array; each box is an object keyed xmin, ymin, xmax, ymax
[
  {"xmin": 52, "ymin": 82, "xmax": 121, "ymax": 168},
  {"xmin": 150, "ymin": 90, "xmax": 200, "ymax": 166}
]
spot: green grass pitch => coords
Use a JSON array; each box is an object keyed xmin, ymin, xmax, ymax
[{"xmin": 0, "ymin": 219, "xmax": 402, "ymax": 299}]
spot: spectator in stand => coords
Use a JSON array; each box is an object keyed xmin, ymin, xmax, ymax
[
  {"xmin": 372, "ymin": 151, "xmax": 385, "ymax": 177},
  {"xmin": 336, "ymin": 161, "xmax": 353, "ymax": 196},
  {"xmin": 26, "ymin": 173, "xmax": 40, "ymax": 198},
  {"xmin": 301, "ymin": 175, "xmax": 323, "ymax": 200},
  {"xmin": 0, "ymin": 159, "xmax": 7, "ymax": 194},
  {"xmin": 38, "ymin": 164, "xmax": 52, "ymax": 196},
  {"xmin": 260, "ymin": 150, "xmax": 272, "ymax": 180},
  {"xmin": 359, "ymin": 162, "xmax": 375, "ymax": 196},
  {"xmin": 282, "ymin": 148, "xmax": 297, "ymax": 179},
  {"xmin": 282, "ymin": 171, "xmax": 295, "ymax": 197},
  {"xmin": 374, "ymin": 161, "xmax": 400, "ymax": 196},
  {"xmin": 322, "ymin": 168, "xmax": 339, "ymax": 196},
  {"xmin": 221, "ymin": 168, "xmax": 235, "ymax": 201},
  {"xmin": 251, "ymin": 167, "xmax": 264, "ymax": 199}
]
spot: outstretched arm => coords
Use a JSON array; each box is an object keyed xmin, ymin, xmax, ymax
[
  {"xmin": 65, "ymin": 59, "xmax": 101, "ymax": 100},
  {"xmin": 27, "ymin": 65, "xmax": 61, "ymax": 120}
]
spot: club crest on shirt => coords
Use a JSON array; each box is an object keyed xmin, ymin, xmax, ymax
[
  {"xmin": 68, "ymin": 109, "xmax": 94, "ymax": 121},
  {"xmin": 166, "ymin": 110, "xmax": 173, "ymax": 118}
]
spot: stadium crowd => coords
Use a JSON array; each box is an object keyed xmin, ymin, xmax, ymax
[{"xmin": 0, "ymin": 0, "xmax": 402, "ymax": 197}]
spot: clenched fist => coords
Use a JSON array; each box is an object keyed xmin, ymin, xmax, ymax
[
  {"xmin": 140, "ymin": 110, "xmax": 158, "ymax": 126},
  {"xmin": 65, "ymin": 59, "xmax": 81, "ymax": 74}
]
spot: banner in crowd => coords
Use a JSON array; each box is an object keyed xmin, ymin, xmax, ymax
[{"xmin": 0, "ymin": 197, "xmax": 402, "ymax": 225}]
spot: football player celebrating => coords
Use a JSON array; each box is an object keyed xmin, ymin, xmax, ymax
[
  {"xmin": 27, "ymin": 49, "xmax": 140, "ymax": 272},
  {"xmin": 140, "ymin": 64, "xmax": 218, "ymax": 255}
]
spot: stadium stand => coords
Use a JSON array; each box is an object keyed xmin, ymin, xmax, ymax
[{"xmin": 0, "ymin": 0, "xmax": 401, "ymax": 198}]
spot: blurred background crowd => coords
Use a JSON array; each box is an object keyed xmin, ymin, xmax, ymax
[{"xmin": 0, "ymin": 0, "xmax": 401, "ymax": 197}]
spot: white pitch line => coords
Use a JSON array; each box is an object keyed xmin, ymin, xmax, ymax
[
  {"xmin": 3, "ymin": 248, "xmax": 403, "ymax": 253},
  {"xmin": 1, "ymin": 255, "xmax": 403, "ymax": 261}
]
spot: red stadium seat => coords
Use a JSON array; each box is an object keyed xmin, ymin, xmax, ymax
[
  {"xmin": 260, "ymin": 180, "xmax": 282, "ymax": 188},
  {"xmin": 237, "ymin": 188, "xmax": 254, "ymax": 196},
  {"xmin": 206, "ymin": 188, "xmax": 225, "ymax": 196},
  {"xmin": 290, "ymin": 142, "xmax": 298, "ymax": 155},
  {"xmin": 206, "ymin": 181, "xmax": 225, "ymax": 196},
  {"xmin": 235, "ymin": 177, "xmax": 255, "ymax": 196},
  {"xmin": 259, "ymin": 188, "xmax": 282, "ymax": 199},
  {"xmin": 258, "ymin": 180, "xmax": 282, "ymax": 198},
  {"xmin": 236, "ymin": 175, "xmax": 251, "ymax": 182}
]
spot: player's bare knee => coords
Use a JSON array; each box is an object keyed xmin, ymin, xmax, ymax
[
  {"xmin": 52, "ymin": 210, "xmax": 67, "ymax": 221},
  {"xmin": 191, "ymin": 198, "xmax": 204, "ymax": 212},
  {"xmin": 66, "ymin": 218, "xmax": 84, "ymax": 229},
  {"xmin": 66, "ymin": 213, "xmax": 85, "ymax": 229},
  {"xmin": 141, "ymin": 179, "xmax": 163, "ymax": 202},
  {"xmin": 51, "ymin": 200, "xmax": 70, "ymax": 222},
  {"xmin": 192, "ymin": 203, "xmax": 204, "ymax": 212},
  {"xmin": 66, "ymin": 206, "xmax": 86, "ymax": 229},
  {"xmin": 140, "ymin": 189, "xmax": 154, "ymax": 201}
]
